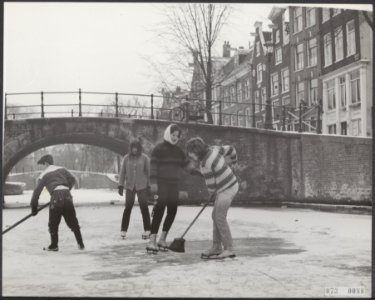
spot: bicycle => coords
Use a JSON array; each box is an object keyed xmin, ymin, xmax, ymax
[{"xmin": 169, "ymin": 100, "xmax": 207, "ymax": 122}]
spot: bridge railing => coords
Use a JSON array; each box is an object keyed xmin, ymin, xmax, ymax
[{"xmin": 4, "ymin": 89, "xmax": 322, "ymax": 133}]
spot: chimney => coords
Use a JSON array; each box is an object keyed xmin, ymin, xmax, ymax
[
  {"xmin": 254, "ymin": 21, "xmax": 263, "ymax": 33},
  {"xmin": 223, "ymin": 41, "xmax": 231, "ymax": 58}
]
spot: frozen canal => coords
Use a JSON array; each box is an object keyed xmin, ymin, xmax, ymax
[{"xmin": 2, "ymin": 190, "xmax": 372, "ymax": 298}]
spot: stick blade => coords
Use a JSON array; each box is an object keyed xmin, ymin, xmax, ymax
[{"xmin": 168, "ymin": 238, "xmax": 185, "ymax": 252}]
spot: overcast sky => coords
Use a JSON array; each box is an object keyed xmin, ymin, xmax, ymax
[{"xmin": 4, "ymin": 2, "xmax": 371, "ymax": 107}]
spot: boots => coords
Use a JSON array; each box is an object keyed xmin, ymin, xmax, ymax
[
  {"xmin": 201, "ymin": 243, "xmax": 223, "ymax": 258},
  {"xmin": 46, "ymin": 232, "xmax": 59, "ymax": 251},
  {"xmin": 146, "ymin": 233, "xmax": 158, "ymax": 254},
  {"xmin": 142, "ymin": 230, "xmax": 150, "ymax": 240},
  {"xmin": 73, "ymin": 229, "xmax": 85, "ymax": 250},
  {"xmin": 157, "ymin": 231, "xmax": 169, "ymax": 251}
]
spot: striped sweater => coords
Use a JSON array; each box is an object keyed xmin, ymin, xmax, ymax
[{"xmin": 200, "ymin": 145, "xmax": 238, "ymax": 194}]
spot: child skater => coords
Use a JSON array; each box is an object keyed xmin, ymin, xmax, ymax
[
  {"xmin": 146, "ymin": 124, "xmax": 189, "ymax": 253},
  {"xmin": 118, "ymin": 138, "xmax": 151, "ymax": 240},
  {"xmin": 186, "ymin": 137, "xmax": 239, "ymax": 259},
  {"xmin": 30, "ymin": 154, "xmax": 84, "ymax": 251}
]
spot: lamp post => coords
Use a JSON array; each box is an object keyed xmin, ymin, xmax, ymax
[{"xmin": 264, "ymin": 40, "xmax": 274, "ymax": 130}]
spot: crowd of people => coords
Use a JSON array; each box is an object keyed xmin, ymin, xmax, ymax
[{"xmin": 30, "ymin": 123, "xmax": 239, "ymax": 259}]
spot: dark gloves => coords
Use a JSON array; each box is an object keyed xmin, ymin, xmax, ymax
[
  {"xmin": 118, "ymin": 186, "xmax": 124, "ymax": 196},
  {"xmin": 31, "ymin": 206, "xmax": 38, "ymax": 216}
]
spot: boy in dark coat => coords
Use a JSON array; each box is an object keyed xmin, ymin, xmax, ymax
[{"xmin": 30, "ymin": 154, "xmax": 84, "ymax": 251}]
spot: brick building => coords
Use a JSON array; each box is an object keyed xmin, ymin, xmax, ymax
[
  {"xmin": 319, "ymin": 8, "xmax": 373, "ymax": 137},
  {"xmin": 288, "ymin": 6, "xmax": 323, "ymax": 133}
]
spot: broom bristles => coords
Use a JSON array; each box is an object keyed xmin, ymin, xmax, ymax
[{"xmin": 168, "ymin": 238, "xmax": 185, "ymax": 253}]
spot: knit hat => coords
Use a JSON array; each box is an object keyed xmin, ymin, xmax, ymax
[{"xmin": 37, "ymin": 154, "xmax": 54, "ymax": 165}]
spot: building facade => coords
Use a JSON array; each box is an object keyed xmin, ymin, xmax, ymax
[{"xmin": 319, "ymin": 8, "xmax": 373, "ymax": 137}]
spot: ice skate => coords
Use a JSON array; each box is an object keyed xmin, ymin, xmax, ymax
[
  {"xmin": 142, "ymin": 230, "xmax": 151, "ymax": 240},
  {"xmin": 215, "ymin": 249, "xmax": 236, "ymax": 260},
  {"xmin": 121, "ymin": 231, "xmax": 127, "ymax": 239},
  {"xmin": 146, "ymin": 234, "xmax": 158, "ymax": 254},
  {"xmin": 157, "ymin": 231, "xmax": 169, "ymax": 252},
  {"xmin": 201, "ymin": 246, "xmax": 223, "ymax": 259},
  {"xmin": 43, "ymin": 244, "xmax": 59, "ymax": 251}
]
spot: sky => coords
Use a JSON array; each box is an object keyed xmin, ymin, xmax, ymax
[{"xmin": 3, "ymin": 2, "xmax": 372, "ymax": 107}]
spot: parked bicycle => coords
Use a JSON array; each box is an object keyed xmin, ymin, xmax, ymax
[{"xmin": 169, "ymin": 100, "xmax": 207, "ymax": 122}]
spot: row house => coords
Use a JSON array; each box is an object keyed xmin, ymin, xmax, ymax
[
  {"xmin": 268, "ymin": 7, "xmax": 292, "ymax": 130},
  {"xmin": 250, "ymin": 21, "xmax": 273, "ymax": 128},
  {"xmin": 219, "ymin": 47, "xmax": 253, "ymax": 127},
  {"xmin": 319, "ymin": 8, "xmax": 372, "ymax": 137},
  {"xmin": 289, "ymin": 6, "xmax": 322, "ymax": 133}
]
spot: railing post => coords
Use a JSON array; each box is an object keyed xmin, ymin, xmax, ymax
[
  {"xmin": 282, "ymin": 106, "xmax": 286, "ymax": 131},
  {"xmin": 115, "ymin": 92, "xmax": 119, "ymax": 117},
  {"xmin": 5, "ymin": 93, "xmax": 7, "ymax": 120},
  {"xmin": 13, "ymin": 113, "xmax": 15, "ymax": 120},
  {"xmin": 219, "ymin": 100, "xmax": 222, "ymax": 126},
  {"xmin": 317, "ymin": 102, "xmax": 322, "ymax": 134},
  {"xmin": 71, "ymin": 109, "xmax": 74, "ymax": 117},
  {"xmin": 185, "ymin": 96, "xmax": 189, "ymax": 123},
  {"xmin": 299, "ymin": 102, "xmax": 302, "ymax": 132},
  {"xmin": 78, "ymin": 88, "xmax": 82, "ymax": 117},
  {"xmin": 151, "ymin": 94, "xmax": 154, "ymax": 120},
  {"xmin": 41, "ymin": 91, "xmax": 45, "ymax": 118}
]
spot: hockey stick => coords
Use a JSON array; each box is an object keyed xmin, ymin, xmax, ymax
[
  {"xmin": 168, "ymin": 193, "xmax": 216, "ymax": 253},
  {"xmin": 2, "ymin": 202, "xmax": 50, "ymax": 235}
]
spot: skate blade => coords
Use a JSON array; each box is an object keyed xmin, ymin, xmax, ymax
[
  {"xmin": 158, "ymin": 247, "xmax": 168, "ymax": 252},
  {"xmin": 43, "ymin": 247, "xmax": 59, "ymax": 252},
  {"xmin": 146, "ymin": 248, "xmax": 158, "ymax": 254}
]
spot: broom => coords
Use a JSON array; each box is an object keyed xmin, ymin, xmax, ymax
[{"xmin": 168, "ymin": 193, "xmax": 216, "ymax": 253}]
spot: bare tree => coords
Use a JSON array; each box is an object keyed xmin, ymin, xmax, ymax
[{"xmin": 156, "ymin": 3, "xmax": 232, "ymax": 124}]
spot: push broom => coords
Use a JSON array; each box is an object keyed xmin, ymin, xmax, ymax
[
  {"xmin": 2, "ymin": 202, "xmax": 50, "ymax": 235},
  {"xmin": 169, "ymin": 193, "xmax": 216, "ymax": 253}
]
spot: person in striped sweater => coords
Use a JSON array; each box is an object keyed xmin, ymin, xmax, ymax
[{"xmin": 186, "ymin": 137, "xmax": 239, "ymax": 259}]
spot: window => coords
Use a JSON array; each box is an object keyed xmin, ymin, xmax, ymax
[
  {"xmin": 244, "ymin": 79, "xmax": 250, "ymax": 99},
  {"xmin": 282, "ymin": 96, "xmax": 290, "ymax": 106},
  {"xmin": 295, "ymin": 43, "xmax": 304, "ymax": 70},
  {"xmin": 328, "ymin": 124, "xmax": 337, "ymax": 134},
  {"xmin": 275, "ymin": 47, "xmax": 282, "ymax": 65},
  {"xmin": 230, "ymin": 86, "xmax": 235, "ymax": 103},
  {"xmin": 275, "ymin": 29, "xmax": 280, "ymax": 44},
  {"xmin": 351, "ymin": 119, "xmax": 362, "ymax": 136},
  {"xmin": 339, "ymin": 76, "xmax": 346, "ymax": 107},
  {"xmin": 350, "ymin": 70, "xmax": 360, "ymax": 104},
  {"xmin": 332, "ymin": 8, "xmax": 341, "ymax": 16},
  {"xmin": 324, "ymin": 33, "xmax": 332, "ymax": 66},
  {"xmin": 271, "ymin": 73, "xmax": 279, "ymax": 96},
  {"xmin": 282, "ymin": 10, "xmax": 290, "ymax": 45},
  {"xmin": 245, "ymin": 107, "xmax": 251, "ymax": 127},
  {"xmin": 296, "ymin": 82, "xmax": 304, "ymax": 107},
  {"xmin": 257, "ymin": 64, "xmax": 263, "ymax": 83},
  {"xmin": 346, "ymin": 20, "xmax": 356, "ymax": 56},
  {"xmin": 326, "ymin": 79, "xmax": 336, "ymax": 110},
  {"xmin": 237, "ymin": 82, "xmax": 242, "ymax": 102},
  {"xmin": 261, "ymin": 87, "xmax": 267, "ymax": 110},
  {"xmin": 307, "ymin": 38, "xmax": 317, "ymax": 66},
  {"xmin": 223, "ymin": 88, "xmax": 229, "ymax": 109},
  {"xmin": 308, "ymin": 79, "xmax": 318, "ymax": 106},
  {"xmin": 223, "ymin": 115, "xmax": 230, "ymax": 126},
  {"xmin": 335, "ymin": 27, "xmax": 344, "ymax": 61},
  {"xmin": 306, "ymin": 8, "xmax": 316, "ymax": 27},
  {"xmin": 238, "ymin": 110, "xmax": 245, "ymax": 127},
  {"xmin": 255, "ymin": 90, "xmax": 260, "ymax": 112},
  {"xmin": 341, "ymin": 122, "xmax": 347, "ymax": 135},
  {"xmin": 281, "ymin": 68, "xmax": 290, "ymax": 92},
  {"xmin": 231, "ymin": 115, "xmax": 238, "ymax": 126},
  {"xmin": 294, "ymin": 7, "xmax": 303, "ymax": 33},
  {"xmin": 256, "ymin": 41, "xmax": 261, "ymax": 57},
  {"xmin": 322, "ymin": 8, "xmax": 330, "ymax": 23}
]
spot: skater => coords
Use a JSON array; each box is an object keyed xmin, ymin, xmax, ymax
[
  {"xmin": 146, "ymin": 124, "xmax": 189, "ymax": 253},
  {"xmin": 186, "ymin": 137, "xmax": 238, "ymax": 259},
  {"xmin": 30, "ymin": 154, "xmax": 84, "ymax": 251},
  {"xmin": 118, "ymin": 138, "xmax": 151, "ymax": 240}
]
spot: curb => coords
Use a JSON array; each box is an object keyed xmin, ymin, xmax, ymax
[{"xmin": 283, "ymin": 202, "xmax": 372, "ymax": 215}]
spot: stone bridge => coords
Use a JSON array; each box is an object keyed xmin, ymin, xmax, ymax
[{"xmin": 3, "ymin": 117, "xmax": 372, "ymax": 205}]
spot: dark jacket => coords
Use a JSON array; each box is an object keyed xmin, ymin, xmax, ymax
[
  {"xmin": 150, "ymin": 141, "xmax": 188, "ymax": 185},
  {"xmin": 30, "ymin": 165, "xmax": 75, "ymax": 208}
]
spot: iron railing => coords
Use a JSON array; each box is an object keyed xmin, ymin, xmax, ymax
[{"xmin": 4, "ymin": 89, "xmax": 322, "ymax": 133}]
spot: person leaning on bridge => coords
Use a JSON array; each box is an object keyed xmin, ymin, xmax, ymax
[
  {"xmin": 30, "ymin": 154, "xmax": 85, "ymax": 251},
  {"xmin": 186, "ymin": 137, "xmax": 239, "ymax": 259},
  {"xmin": 118, "ymin": 138, "xmax": 151, "ymax": 240}
]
